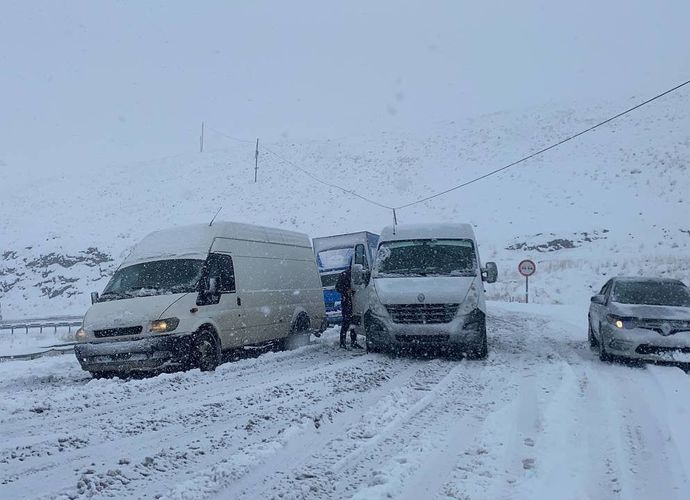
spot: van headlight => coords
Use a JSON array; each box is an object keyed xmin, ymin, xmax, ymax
[
  {"xmin": 75, "ymin": 327, "xmax": 88, "ymax": 341},
  {"xmin": 457, "ymin": 282, "xmax": 480, "ymax": 316},
  {"xmin": 368, "ymin": 288, "xmax": 388, "ymax": 317},
  {"xmin": 149, "ymin": 318, "xmax": 180, "ymax": 333}
]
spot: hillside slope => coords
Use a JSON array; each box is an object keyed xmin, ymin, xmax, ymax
[{"xmin": 2, "ymin": 93, "xmax": 689, "ymax": 318}]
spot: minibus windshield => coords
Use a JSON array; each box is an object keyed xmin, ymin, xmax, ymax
[
  {"xmin": 100, "ymin": 259, "xmax": 205, "ymax": 300},
  {"xmin": 375, "ymin": 239, "xmax": 477, "ymax": 277}
]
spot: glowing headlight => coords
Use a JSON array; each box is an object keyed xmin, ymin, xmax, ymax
[
  {"xmin": 75, "ymin": 327, "xmax": 87, "ymax": 341},
  {"xmin": 149, "ymin": 317, "xmax": 180, "ymax": 333},
  {"xmin": 607, "ymin": 315, "xmax": 636, "ymax": 330}
]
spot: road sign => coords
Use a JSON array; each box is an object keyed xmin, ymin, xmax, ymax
[
  {"xmin": 518, "ymin": 259, "xmax": 536, "ymax": 303},
  {"xmin": 518, "ymin": 259, "xmax": 536, "ymax": 277}
]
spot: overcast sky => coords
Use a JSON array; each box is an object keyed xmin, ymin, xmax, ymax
[{"xmin": 1, "ymin": 0, "xmax": 689, "ymax": 172}]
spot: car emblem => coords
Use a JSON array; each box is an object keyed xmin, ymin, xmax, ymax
[
  {"xmin": 660, "ymin": 323, "xmax": 673, "ymax": 336},
  {"xmin": 417, "ymin": 293, "xmax": 425, "ymax": 303}
]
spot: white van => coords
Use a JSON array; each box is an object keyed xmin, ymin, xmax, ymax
[
  {"xmin": 74, "ymin": 222, "xmax": 326, "ymax": 376},
  {"xmin": 352, "ymin": 223, "xmax": 497, "ymax": 358}
]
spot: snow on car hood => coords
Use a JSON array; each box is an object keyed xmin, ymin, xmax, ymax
[
  {"xmin": 610, "ymin": 302, "xmax": 690, "ymax": 320},
  {"xmin": 83, "ymin": 293, "xmax": 187, "ymax": 331},
  {"xmin": 373, "ymin": 276, "xmax": 475, "ymax": 305}
]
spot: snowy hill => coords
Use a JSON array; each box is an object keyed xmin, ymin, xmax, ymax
[{"xmin": 2, "ymin": 92, "xmax": 689, "ymax": 318}]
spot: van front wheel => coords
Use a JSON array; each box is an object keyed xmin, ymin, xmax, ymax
[{"xmin": 192, "ymin": 330, "xmax": 220, "ymax": 371}]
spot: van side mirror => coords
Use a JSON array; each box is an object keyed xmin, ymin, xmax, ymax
[
  {"xmin": 591, "ymin": 294, "xmax": 606, "ymax": 305},
  {"xmin": 90, "ymin": 291, "xmax": 99, "ymax": 304},
  {"xmin": 208, "ymin": 277, "xmax": 218, "ymax": 294},
  {"xmin": 482, "ymin": 262, "xmax": 498, "ymax": 283},
  {"xmin": 352, "ymin": 264, "xmax": 366, "ymax": 286},
  {"xmin": 196, "ymin": 277, "xmax": 220, "ymax": 306}
]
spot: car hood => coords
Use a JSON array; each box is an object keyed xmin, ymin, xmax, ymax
[
  {"xmin": 83, "ymin": 293, "xmax": 187, "ymax": 331},
  {"xmin": 373, "ymin": 276, "xmax": 475, "ymax": 305},
  {"xmin": 610, "ymin": 302, "xmax": 690, "ymax": 320}
]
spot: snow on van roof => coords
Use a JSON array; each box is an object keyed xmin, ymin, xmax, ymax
[
  {"xmin": 379, "ymin": 223, "xmax": 476, "ymax": 242},
  {"xmin": 122, "ymin": 221, "xmax": 311, "ymax": 266},
  {"xmin": 312, "ymin": 231, "xmax": 379, "ymax": 254}
]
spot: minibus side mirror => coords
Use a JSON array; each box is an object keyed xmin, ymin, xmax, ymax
[
  {"xmin": 90, "ymin": 291, "xmax": 99, "ymax": 304},
  {"xmin": 482, "ymin": 262, "xmax": 498, "ymax": 283}
]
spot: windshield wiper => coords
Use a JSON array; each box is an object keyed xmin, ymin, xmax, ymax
[{"xmin": 98, "ymin": 291, "xmax": 129, "ymax": 301}]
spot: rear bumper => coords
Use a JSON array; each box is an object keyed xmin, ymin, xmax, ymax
[
  {"xmin": 602, "ymin": 325, "xmax": 690, "ymax": 363},
  {"xmin": 74, "ymin": 332, "xmax": 195, "ymax": 373},
  {"xmin": 364, "ymin": 309, "xmax": 485, "ymax": 350}
]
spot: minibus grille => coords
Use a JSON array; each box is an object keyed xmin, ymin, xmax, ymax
[
  {"xmin": 386, "ymin": 304, "xmax": 459, "ymax": 324},
  {"xmin": 94, "ymin": 326, "xmax": 143, "ymax": 338}
]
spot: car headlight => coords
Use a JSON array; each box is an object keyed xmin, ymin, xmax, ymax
[
  {"xmin": 75, "ymin": 327, "xmax": 87, "ymax": 341},
  {"xmin": 149, "ymin": 317, "xmax": 180, "ymax": 333},
  {"xmin": 606, "ymin": 315, "xmax": 637, "ymax": 330}
]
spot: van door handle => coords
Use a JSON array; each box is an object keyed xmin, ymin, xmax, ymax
[{"xmin": 237, "ymin": 296, "xmax": 242, "ymax": 306}]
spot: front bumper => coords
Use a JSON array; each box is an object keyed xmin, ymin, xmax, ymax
[
  {"xmin": 601, "ymin": 325, "xmax": 690, "ymax": 363},
  {"xmin": 364, "ymin": 309, "xmax": 485, "ymax": 350},
  {"xmin": 74, "ymin": 332, "xmax": 195, "ymax": 373}
]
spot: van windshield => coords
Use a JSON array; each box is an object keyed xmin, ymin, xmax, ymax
[
  {"xmin": 375, "ymin": 239, "xmax": 477, "ymax": 277},
  {"xmin": 100, "ymin": 259, "xmax": 205, "ymax": 301}
]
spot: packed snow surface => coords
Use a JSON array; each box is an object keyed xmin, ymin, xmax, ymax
[{"xmin": 1, "ymin": 303, "xmax": 688, "ymax": 499}]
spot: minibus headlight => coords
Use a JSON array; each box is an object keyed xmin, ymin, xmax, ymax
[{"xmin": 150, "ymin": 318, "xmax": 180, "ymax": 333}]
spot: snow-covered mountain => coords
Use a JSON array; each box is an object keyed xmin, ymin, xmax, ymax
[{"xmin": 2, "ymin": 91, "xmax": 689, "ymax": 318}]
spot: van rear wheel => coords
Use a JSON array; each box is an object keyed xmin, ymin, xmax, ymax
[{"xmin": 192, "ymin": 330, "xmax": 220, "ymax": 371}]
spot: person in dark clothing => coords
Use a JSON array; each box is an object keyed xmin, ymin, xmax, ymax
[{"xmin": 335, "ymin": 268, "xmax": 362, "ymax": 349}]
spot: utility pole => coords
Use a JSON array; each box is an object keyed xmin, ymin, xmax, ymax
[
  {"xmin": 200, "ymin": 121, "xmax": 205, "ymax": 153},
  {"xmin": 254, "ymin": 138, "xmax": 259, "ymax": 183}
]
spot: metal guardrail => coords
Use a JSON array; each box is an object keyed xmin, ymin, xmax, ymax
[{"xmin": 0, "ymin": 315, "xmax": 83, "ymax": 335}]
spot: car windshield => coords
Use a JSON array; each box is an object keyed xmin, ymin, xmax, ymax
[
  {"xmin": 375, "ymin": 239, "xmax": 477, "ymax": 277},
  {"xmin": 100, "ymin": 259, "xmax": 204, "ymax": 300},
  {"xmin": 611, "ymin": 281, "xmax": 690, "ymax": 307}
]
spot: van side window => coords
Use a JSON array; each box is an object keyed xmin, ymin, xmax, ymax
[{"xmin": 206, "ymin": 253, "xmax": 236, "ymax": 293}]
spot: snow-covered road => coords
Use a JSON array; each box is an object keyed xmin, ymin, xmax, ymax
[{"xmin": 1, "ymin": 303, "xmax": 688, "ymax": 500}]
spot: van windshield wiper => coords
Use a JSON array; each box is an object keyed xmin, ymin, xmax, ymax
[{"xmin": 98, "ymin": 291, "xmax": 129, "ymax": 301}]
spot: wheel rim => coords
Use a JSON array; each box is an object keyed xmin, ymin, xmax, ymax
[{"xmin": 195, "ymin": 335, "xmax": 217, "ymax": 370}]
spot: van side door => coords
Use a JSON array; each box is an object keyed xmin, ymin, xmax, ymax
[
  {"xmin": 200, "ymin": 253, "xmax": 244, "ymax": 348},
  {"xmin": 351, "ymin": 243, "xmax": 371, "ymax": 335}
]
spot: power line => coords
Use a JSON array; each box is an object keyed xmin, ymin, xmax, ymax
[
  {"xmin": 261, "ymin": 145, "xmax": 394, "ymax": 210},
  {"xmin": 394, "ymin": 78, "xmax": 690, "ymax": 210},
  {"xmin": 206, "ymin": 127, "xmax": 257, "ymax": 145}
]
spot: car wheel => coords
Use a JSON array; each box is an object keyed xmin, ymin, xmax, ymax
[
  {"xmin": 588, "ymin": 321, "xmax": 598, "ymax": 348},
  {"xmin": 192, "ymin": 330, "xmax": 220, "ymax": 372},
  {"xmin": 598, "ymin": 331, "xmax": 613, "ymax": 363}
]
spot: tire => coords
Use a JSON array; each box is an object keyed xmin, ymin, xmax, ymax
[
  {"xmin": 366, "ymin": 340, "xmax": 382, "ymax": 353},
  {"xmin": 598, "ymin": 329, "xmax": 613, "ymax": 363},
  {"xmin": 465, "ymin": 324, "xmax": 488, "ymax": 360},
  {"xmin": 192, "ymin": 330, "xmax": 221, "ymax": 372},
  {"xmin": 588, "ymin": 321, "xmax": 598, "ymax": 348}
]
